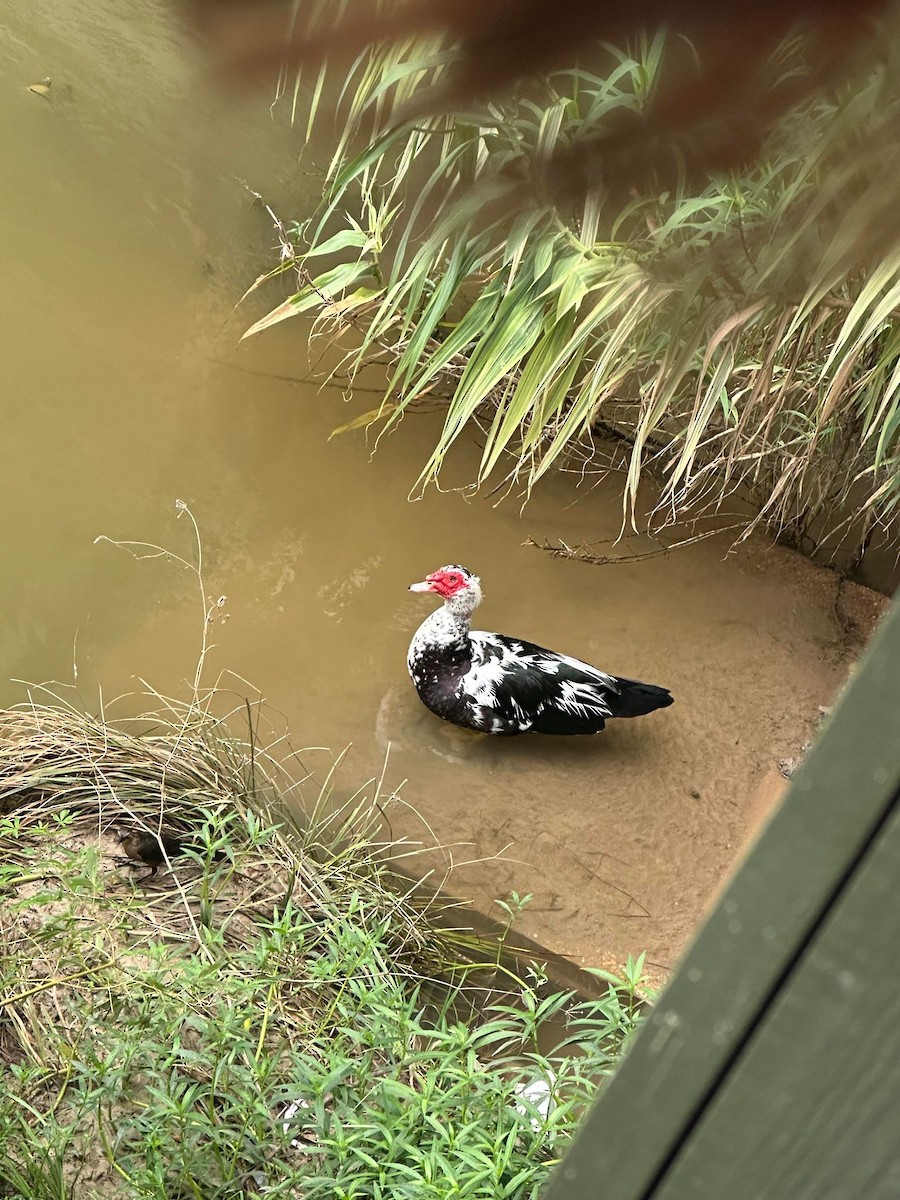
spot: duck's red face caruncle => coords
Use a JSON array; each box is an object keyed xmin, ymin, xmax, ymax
[{"xmin": 409, "ymin": 566, "xmax": 471, "ymax": 598}]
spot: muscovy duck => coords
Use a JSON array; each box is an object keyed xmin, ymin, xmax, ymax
[{"xmin": 407, "ymin": 564, "xmax": 673, "ymax": 736}]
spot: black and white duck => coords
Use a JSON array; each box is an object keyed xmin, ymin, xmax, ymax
[{"xmin": 407, "ymin": 564, "xmax": 673, "ymax": 736}]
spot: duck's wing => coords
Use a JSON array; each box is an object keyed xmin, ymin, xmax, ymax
[{"xmin": 467, "ymin": 631, "xmax": 617, "ymax": 733}]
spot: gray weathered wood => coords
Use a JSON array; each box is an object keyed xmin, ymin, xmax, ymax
[
  {"xmin": 651, "ymin": 795, "xmax": 900, "ymax": 1200},
  {"xmin": 543, "ymin": 594, "xmax": 900, "ymax": 1200}
]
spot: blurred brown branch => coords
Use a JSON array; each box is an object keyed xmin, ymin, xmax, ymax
[{"xmin": 183, "ymin": 0, "xmax": 890, "ymax": 192}]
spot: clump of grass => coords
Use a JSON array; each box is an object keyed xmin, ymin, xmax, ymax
[{"xmin": 0, "ymin": 691, "xmax": 647, "ymax": 1199}]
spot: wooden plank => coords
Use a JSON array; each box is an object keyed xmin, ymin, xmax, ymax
[
  {"xmin": 650, "ymin": 792, "xmax": 900, "ymax": 1200},
  {"xmin": 543, "ymin": 595, "xmax": 900, "ymax": 1200}
]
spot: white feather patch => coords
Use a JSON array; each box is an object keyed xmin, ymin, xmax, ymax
[
  {"xmin": 557, "ymin": 679, "xmax": 611, "ymax": 718},
  {"xmin": 464, "ymin": 656, "xmax": 507, "ymax": 706}
]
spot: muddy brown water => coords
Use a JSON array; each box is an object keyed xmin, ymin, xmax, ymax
[{"xmin": 2, "ymin": 0, "xmax": 887, "ymax": 991}]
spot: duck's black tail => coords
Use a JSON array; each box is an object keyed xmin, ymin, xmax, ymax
[{"xmin": 607, "ymin": 677, "xmax": 674, "ymax": 718}]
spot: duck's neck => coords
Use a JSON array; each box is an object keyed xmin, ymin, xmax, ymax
[
  {"xmin": 411, "ymin": 595, "xmax": 477, "ymax": 663},
  {"xmin": 416, "ymin": 603, "xmax": 470, "ymax": 649}
]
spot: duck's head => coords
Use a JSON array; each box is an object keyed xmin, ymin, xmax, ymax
[{"xmin": 409, "ymin": 564, "xmax": 482, "ymax": 614}]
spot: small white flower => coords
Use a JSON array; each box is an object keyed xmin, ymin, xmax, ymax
[
  {"xmin": 281, "ymin": 1098, "xmax": 313, "ymax": 1150},
  {"xmin": 513, "ymin": 1070, "xmax": 557, "ymax": 1129}
]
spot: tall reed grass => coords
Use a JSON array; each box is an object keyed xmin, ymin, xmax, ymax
[{"xmin": 246, "ymin": 28, "xmax": 900, "ymax": 562}]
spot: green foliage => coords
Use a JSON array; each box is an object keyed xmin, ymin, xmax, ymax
[
  {"xmin": 251, "ymin": 30, "xmax": 900, "ymax": 557},
  {"xmin": 0, "ymin": 856, "xmax": 645, "ymax": 1200},
  {"xmin": 0, "ymin": 700, "xmax": 648, "ymax": 1199}
]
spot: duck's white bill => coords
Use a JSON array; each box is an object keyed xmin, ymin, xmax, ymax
[{"xmin": 408, "ymin": 581, "xmax": 433, "ymax": 592}]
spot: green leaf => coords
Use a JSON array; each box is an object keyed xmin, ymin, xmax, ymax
[
  {"xmin": 241, "ymin": 262, "xmax": 371, "ymax": 340},
  {"xmin": 303, "ymin": 228, "xmax": 370, "ymax": 258},
  {"xmin": 329, "ymin": 404, "xmax": 399, "ymax": 439}
]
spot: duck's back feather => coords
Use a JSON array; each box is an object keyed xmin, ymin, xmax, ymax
[{"xmin": 464, "ymin": 632, "xmax": 627, "ymax": 734}]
